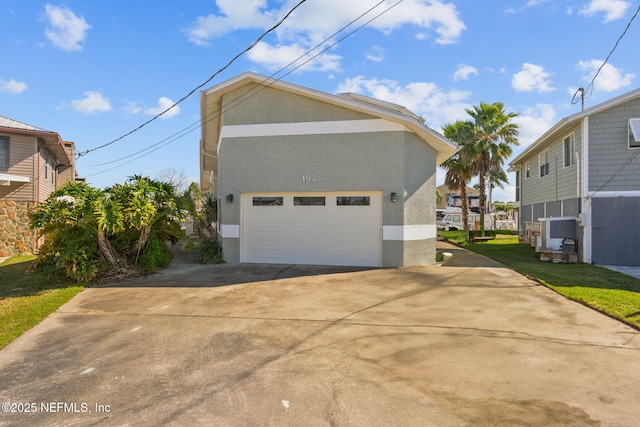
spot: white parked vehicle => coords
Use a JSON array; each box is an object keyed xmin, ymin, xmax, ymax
[{"xmin": 440, "ymin": 195, "xmax": 515, "ymax": 231}]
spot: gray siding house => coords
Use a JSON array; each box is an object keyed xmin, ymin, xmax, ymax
[
  {"xmin": 509, "ymin": 88, "xmax": 640, "ymax": 266},
  {"xmin": 200, "ymin": 72, "xmax": 457, "ymax": 267}
]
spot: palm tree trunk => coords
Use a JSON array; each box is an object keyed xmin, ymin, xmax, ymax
[
  {"xmin": 136, "ymin": 225, "xmax": 152, "ymax": 261},
  {"xmin": 461, "ymin": 185, "xmax": 469, "ymax": 231},
  {"xmin": 97, "ymin": 231, "xmax": 120, "ymax": 266},
  {"xmin": 478, "ymin": 173, "xmax": 486, "ymax": 236}
]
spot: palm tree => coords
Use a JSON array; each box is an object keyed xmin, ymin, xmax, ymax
[
  {"xmin": 442, "ymin": 120, "xmax": 474, "ymax": 231},
  {"xmin": 487, "ymin": 163, "xmax": 509, "ymax": 209},
  {"xmin": 465, "ymin": 102, "xmax": 519, "ymax": 235}
]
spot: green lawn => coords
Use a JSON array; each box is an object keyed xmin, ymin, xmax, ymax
[
  {"xmin": 0, "ymin": 256, "xmax": 86, "ymax": 350},
  {"xmin": 439, "ymin": 231, "xmax": 640, "ymax": 329}
]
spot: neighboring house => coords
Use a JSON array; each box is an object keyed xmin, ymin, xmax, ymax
[
  {"xmin": 200, "ymin": 72, "xmax": 457, "ymax": 267},
  {"xmin": 435, "ymin": 184, "xmax": 479, "ymax": 211},
  {"xmin": 0, "ymin": 115, "xmax": 77, "ymax": 258},
  {"xmin": 509, "ymin": 88, "xmax": 640, "ymax": 266}
]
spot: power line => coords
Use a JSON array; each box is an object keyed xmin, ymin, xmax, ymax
[
  {"xmin": 77, "ymin": 0, "xmax": 309, "ymax": 158},
  {"xmin": 576, "ymin": 4, "xmax": 640, "ymax": 103},
  {"xmin": 83, "ymin": 0, "xmax": 405, "ymax": 177}
]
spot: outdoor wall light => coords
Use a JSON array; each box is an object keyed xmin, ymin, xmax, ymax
[
  {"xmin": 390, "ymin": 192, "xmax": 398, "ymax": 203},
  {"xmin": 226, "ymin": 194, "xmax": 234, "ymax": 203}
]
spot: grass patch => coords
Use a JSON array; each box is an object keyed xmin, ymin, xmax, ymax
[
  {"xmin": 183, "ymin": 241, "xmax": 197, "ymax": 251},
  {"xmin": 0, "ymin": 255, "xmax": 86, "ymax": 350},
  {"xmin": 439, "ymin": 231, "xmax": 640, "ymax": 329}
]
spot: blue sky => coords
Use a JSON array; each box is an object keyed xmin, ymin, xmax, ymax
[{"xmin": 1, "ymin": 0, "xmax": 638, "ymax": 201}]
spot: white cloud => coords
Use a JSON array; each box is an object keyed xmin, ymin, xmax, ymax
[
  {"xmin": 336, "ymin": 75, "xmax": 472, "ymax": 130},
  {"xmin": 514, "ymin": 103, "xmax": 557, "ymax": 148},
  {"xmin": 365, "ymin": 45, "xmax": 385, "ymax": 63},
  {"xmin": 578, "ymin": 0, "xmax": 630, "ymax": 22},
  {"xmin": 512, "ymin": 63, "xmax": 555, "ymax": 93},
  {"xmin": 577, "ymin": 59, "xmax": 635, "ymax": 92},
  {"xmin": 453, "ymin": 64, "xmax": 478, "ymax": 81},
  {"xmin": 123, "ymin": 101, "xmax": 143, "ymax": 116},
  {"xmin": 0, "ymin": 78, "xmax": 27, "ymax": 94},
  {"xmin": 492, "ymin": 184, "xmax": 516, "ymax": 203},
  {"xmin": 184, "ymin": 0, "xmax": 274, "ymax": 46},
  {"xmin": 526, "ymin": 0, "xmax": 550, "ymax": 6},
  {"xmin": 44, "ymin": 4, "xmax": 91, "ymax": 51},
  {"xmin": 145, "ymin": 97, "xmax": 181, "ymax": 119},
  {"xmin": 185, "ymin": 0, "xmax": 465, "ymax": 71},
  {"xmin": 70, "ymin": 91, "xmax": 111, "ymax": 113},
  {"xmin": 246, "ymin": 41, "xmax": 342, "ymax": 72}
]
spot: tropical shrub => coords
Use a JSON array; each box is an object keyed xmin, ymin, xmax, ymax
[{"xmin": 29, "ymin": 177, "xmax": 183, "ymax": 282}]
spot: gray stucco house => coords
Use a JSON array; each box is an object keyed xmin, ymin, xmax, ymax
[
  {"xmin": 199, "ymin": 72, "xmax": 457, "ymax": 267},
  {"xmin": 509, "ymin": 87, "xmax": 640, "ymax": 267}
]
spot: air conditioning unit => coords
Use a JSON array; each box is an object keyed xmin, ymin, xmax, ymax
[{"xmin": 536, "ymin": 217, "xmax": 579, "ymax": 252}]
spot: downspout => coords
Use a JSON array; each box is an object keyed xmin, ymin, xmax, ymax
[
  {"xmin": 35, "ymin": 143, "xmax": 41, "ymax": 252},
  {"xmin": 582, "ymin": 117, "xmax": 592, "ymax": 263},
  {"xmin": 36, "ymin": 144, "xmax": 40, "ymax": 202}
]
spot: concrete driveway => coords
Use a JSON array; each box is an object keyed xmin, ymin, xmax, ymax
[{"xmin": 0, "ymin": 242, "xmax": 639, "ymax": 426}]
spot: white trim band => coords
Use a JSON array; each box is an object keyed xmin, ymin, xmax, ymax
[
  {"xmin": 587, "ymin": 190, "xmax": 640, "ymax": 198},
  {"xmin": 219, "ymin": 224, "xmax": 240, "ymax": 239},
  {"xmin": 218, "ymin": 119, "xmax": 405, "ymax": 154},
  {"xmin": 382, "ymin": 225, "xmax": 437, "ymax": 241}
]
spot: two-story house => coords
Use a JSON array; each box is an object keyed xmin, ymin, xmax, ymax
[
  {"xmin": 0, "ymin": 115, "xmax": 77, "ymax": 258},
  {"xmin": 509, "ymin": 88, "xmax": 640, "ymax": 267},
  {"xmin": 200, "ymin": 72, "xmax": 457, "ymax": 267}
]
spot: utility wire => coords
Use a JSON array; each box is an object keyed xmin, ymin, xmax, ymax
[
  {"xmin": 574, "ymin": 4, "xmax": 640, "ymax": 103},
  {"xmin": 77, "ymin": 0, "xmax": 308, "ymax": 158},
  {"xmin": 579, "ymin": 5, "xmax": 640, "ymax": 197},
  {"xmin": 83, "ymin": 0, "xmax": 403, "ymax": 175}
]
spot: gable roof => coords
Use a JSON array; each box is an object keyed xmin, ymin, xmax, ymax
[
  {"xmin": 510, "ymin": 87, "xmax": 640, "ymax": 167},
  {"xmin": 200, "ymin": 72, "xmax": 458, "ymax": 189},
  {"xmin": 0, "ymin": 115, "xmax": 73, "ymax": 167}
]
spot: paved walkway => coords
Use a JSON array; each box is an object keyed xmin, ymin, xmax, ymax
[
  {"xmin": 601, "ymin": 264, "xmax": 640, "ymax": 280},
  {"xmin": 0, "ymin": 243, "xmax": 638, "ymax": 426}
]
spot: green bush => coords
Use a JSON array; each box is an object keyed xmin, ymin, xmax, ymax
[
  {"xmin": 29, "ymin": 226, "xmax": 102, "ymax": 283},
  {"xmin": 136, "ymin": 234, "xmax": 173, "ymax": 272},
  {"xmin": 29, "ymin": 178, "xmax": 185, "ymax": 283},
  {"xmin": 199, "ymin": 238, "xmax": 224, "ymax": 264}
]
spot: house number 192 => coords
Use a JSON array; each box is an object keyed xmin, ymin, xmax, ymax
[{"xmin": 302, "ymin": 175, "xmax": 317, "ymax": 183}]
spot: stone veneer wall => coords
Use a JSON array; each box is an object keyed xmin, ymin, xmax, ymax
[{"xmin": 0, "ymin": 200, "xmax": 37, "ymax": 258}]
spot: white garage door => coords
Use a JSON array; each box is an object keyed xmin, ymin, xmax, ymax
[{"xmin": 242, "ymin": 192, "xmax": 381, "ymax": 267}]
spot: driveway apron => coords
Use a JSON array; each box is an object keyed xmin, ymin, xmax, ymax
[{"xmin": 0, "ymin": 242, "xmax": 638, "ymax": 426}]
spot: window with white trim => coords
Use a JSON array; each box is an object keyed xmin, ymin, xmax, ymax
[
  {"xmin": 563, "ymin": 134, "xmax": 575, "ymax": 167},
  {"xmin": 525, "ymin": 162, "xmax": 530, "ymax": 178},
  {"xmin": 539, "ymin": 150, "xmax": 549, "ymax": 177},
  {"xmin": 0, "ymin": 137, "xmax": 8, "ymax": 171},
  {"xmin": 629, "ymin": 118, "xmax": 640, "ymax": 149}
]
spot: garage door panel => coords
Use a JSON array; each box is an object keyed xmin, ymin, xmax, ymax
[
  {"xmin": 251, "ymin": 230, "xmax": 284, "ymax": 242},
  {"xmin": 242, "ymin": 192, "xmax": 380, "ymax": 266},
  {"xmin": 250, "ymin": 248, "xmax": 286, "ymax": 261}
]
